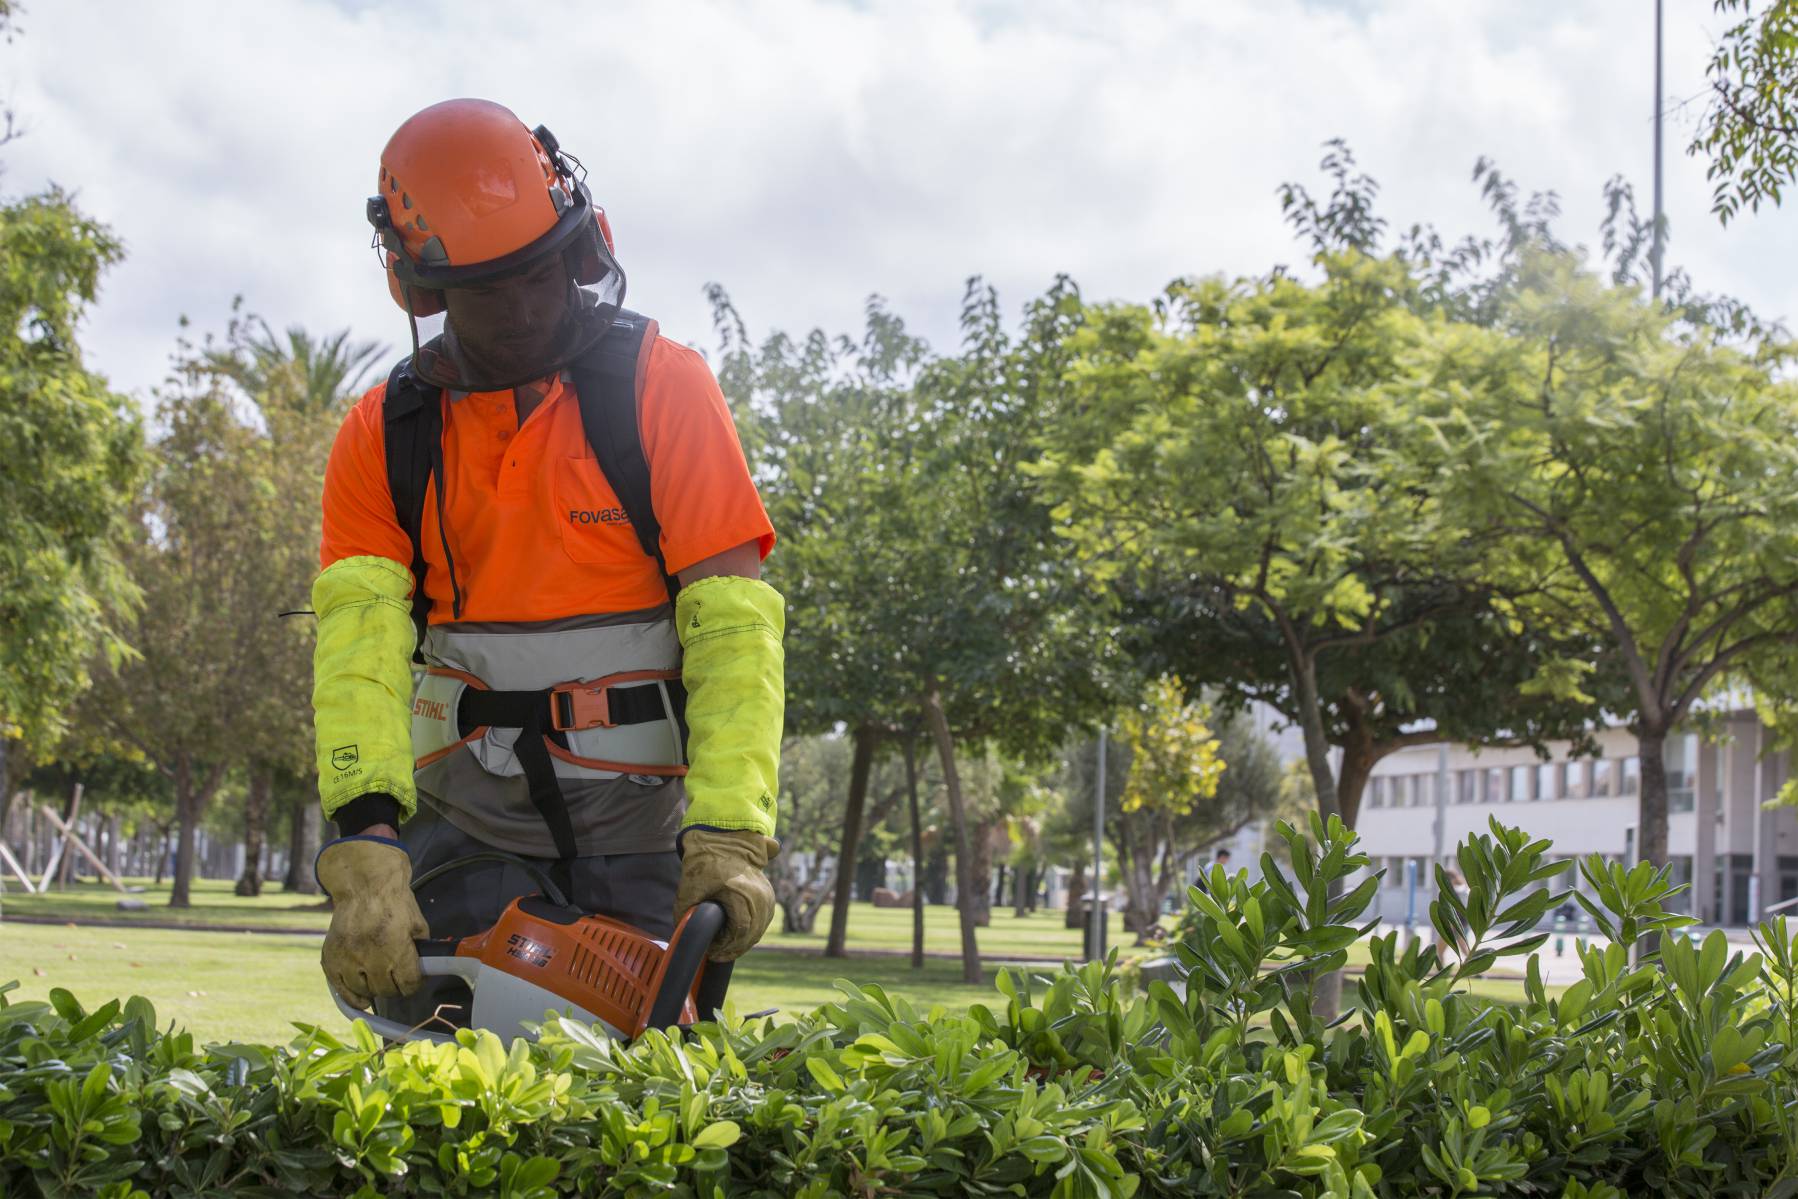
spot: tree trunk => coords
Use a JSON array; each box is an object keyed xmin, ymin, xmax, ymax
[
  {"xmin": 923, "ymin": 841, "xmax": 949, "ymax": 904},
  {"xmin": 170, "ymin": 775, "xmax": 198, "ymax": 907},
  {"xmin": 169, "ymin": 758, "xmax": 225, "ymax": 908},
  {"xmin": 905, "ymin": 739, "xmax": 925, "ymax": 970},
  {"xmin": 236, "ymin": 768, "xmax": 271, "ymax": 897},
  {"xmin": 800, "ymin": 851, "xmax": 834, "ymax": 930},
  {"xmin": 55, "ymin": 782, "xmax": 84, "ymax": 889},
  {"xmin": 155, "ymin": 825, "xmax": 170, "ymax": 886},
  {"xmin": 922, "ymin": 690, "xmax": 981, "ymax": 985},
  {"xmin": 1276, "ymin": 630, "xmax": 1349, "ymax": 1019},
  {"xmin": 968, "ymin": 817, "xmax": 996, "ymax": 928},
  {"xmin": 283, "ymin": 789, "xmax": 322, "ymax": 894},
  {"xmin": 1117, "ymin": 810, "xmax": 1160, "ymax": 941},
  {"xmin": 1279, "ymin": 630, "xmax": 1341, "ymax": 822},
  {"xmin": 1637, "ymin": 726, "xmax": 1669, "ymax": 871},
  {"xmin": 1065, "ymin": 861, "xmax": 1087, "ymax": 930},
  {"xmin": 824, "ymin": 726, "xmax": 876, "ymax": 958},
  {"xmin": 1336, "ymin": 713, "xmax": 1381, "ymax": 830},
  {"xmin": 105, "ymin": 813, "xmax": 123, "ymax": 877},
  {"xmin": 993, "ymin": 863, "xmax": 1008, "ymax": 906},
  {"xmin": 1636, "ymin": 725, "xmax": 1670, "ymax": 960},
  {"xmin": 854, "ymin": 850, "xmax": 885, "ymax": 902}
]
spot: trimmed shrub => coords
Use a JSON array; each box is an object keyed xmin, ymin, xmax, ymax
[{"xmin": 4, "ymin": 815, "xmax": 1797, "ymax": 1197}]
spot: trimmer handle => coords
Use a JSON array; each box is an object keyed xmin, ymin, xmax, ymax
[
  {"xmin": 643, "ymin": 900, "xmax": 734, "ymax": 1032},
  {"xmin": 327, "ymin": 950, "xmax": 479, "ymax": 1045}
]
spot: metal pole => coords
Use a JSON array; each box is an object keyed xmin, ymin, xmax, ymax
[
  {"xmin": 1091, "ymin": 727, "xmax": 1106, "ymax": 961},
  {"xmin": 1652, "ymin": 0, "xmax": 1665, "ymax": 299}
]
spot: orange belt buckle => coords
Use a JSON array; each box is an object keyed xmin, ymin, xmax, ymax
[{"xmin": 550, "ymin": 681, "xmax": 615, "ymax": 732}]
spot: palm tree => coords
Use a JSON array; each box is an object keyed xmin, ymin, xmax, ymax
[
  {"xmin": 209, "ymin": 310, "xmax": 386, "ymax": 417},
  {"xmin": 206, "ymin": 307, "xmax": 387, "ymax": 896}
]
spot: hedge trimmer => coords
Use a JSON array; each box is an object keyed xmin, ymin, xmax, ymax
[{"xmin": 331, "ymin": 853, "xmax": 732, "ymax": 1043}]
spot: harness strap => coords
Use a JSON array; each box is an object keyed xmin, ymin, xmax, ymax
[
  {"xmin": 382, "ymin": 359, "xmax": 443, "ymax": 657},
  {"xmin": 457, "ymin": 680, "xmax": 678, "ymax": 739},
  {"xmin": 455, "ymin": 677, "xmax": 683, "ymax": 864},
  {"xmin": 570, "ymin": 312, "xmax": 680, "ymax": 608}
]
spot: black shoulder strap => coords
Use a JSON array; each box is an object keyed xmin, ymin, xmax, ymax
[
  {"xmin": 570, "ymin": 310, "xmax": 681, "ymax": 606},
  {"xmin": 381, "ymin": 357, "xmax": 440, "ymax": 654}
]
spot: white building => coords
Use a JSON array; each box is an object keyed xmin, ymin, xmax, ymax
[{"xmin": 1353, "ymin": 707, "xmax": 1797, "ymax": 928}]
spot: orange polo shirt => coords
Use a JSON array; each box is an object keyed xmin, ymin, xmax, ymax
[{"xmin": 319, "ymin": 335, "xmax": 774, "ymax": 620}]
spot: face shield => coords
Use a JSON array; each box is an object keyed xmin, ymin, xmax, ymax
[{"xmin": 371, "ymin": 169, "xmax": 626, "ymax": 393}]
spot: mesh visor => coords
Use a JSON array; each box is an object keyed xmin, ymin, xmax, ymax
[{"xmin": 390, "ymin": 190, "xmax": 626, "ymax": 393}]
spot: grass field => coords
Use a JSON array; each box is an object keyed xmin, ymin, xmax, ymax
[
  {"xmin": 0, "ymin": 877, "xmax": 1142, "ymax": 959},
  {"xmin": 0, "ymin": 921, "xmax": 1027, "ymax": 1044},
  {"xmin": 0, "ymin": 879, "xmax": 1544, "ymax": 1043},
  {"xmin": 2, "ymin": 877, "xmax": 332, "ymax": 929}
]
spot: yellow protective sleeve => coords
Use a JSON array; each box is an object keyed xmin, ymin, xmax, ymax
[
  {"xmin": 312, "ymin": 555, "xmax": 420, "ymax": 821},
  {"xmin": 675, "ymin": 574, "xmax": 786, "ymax": 839}
]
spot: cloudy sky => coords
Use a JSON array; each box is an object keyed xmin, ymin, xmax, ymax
[{"xmin": 6, "ymin": 0, "xmax": 1792, "ymax": 400}]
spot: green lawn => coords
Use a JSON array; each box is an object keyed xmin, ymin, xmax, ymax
[
  {"xmin": 1, "ymin": 876, "xmax": 331, "ymax": 930},
  {"xmin": 0, "ymin": 916, "xmax": 1543, "ymax": 1046},
  {"xmin": 0, "ymin": 922, "xmax": 1018, "ymax": 1044},
  {"xmin": 1, "ymin": 877, "xmax": 1141, "ymax": 960}
]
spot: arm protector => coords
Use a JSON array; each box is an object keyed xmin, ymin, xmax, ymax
[
  {"xmin": 675, "ymin": 574, "xmax": 785, "ymax": 839},
  {"xmin": 312, "ymin": 555, "xmax": 419, "ymax": 821}
]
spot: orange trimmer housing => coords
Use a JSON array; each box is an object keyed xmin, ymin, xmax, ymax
[{"xmin": 442, "ymin": 896, "xmax": 709, "ymax": 1036}]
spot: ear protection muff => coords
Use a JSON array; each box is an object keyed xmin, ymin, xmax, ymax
[
  {"xmin": 531, "ymin": 124, "xmax": 614, "ymax": 286},
  {"xmin": 367, "ymin": 195, "xmax": 447, "ymax": 317}
]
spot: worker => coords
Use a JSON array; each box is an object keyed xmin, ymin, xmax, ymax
[{"xmin": 309, "ymin": 98, "xmax": 783, "ymax": 1026}]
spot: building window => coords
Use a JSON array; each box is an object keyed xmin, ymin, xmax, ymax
[
  {"xmin": 1537, "ymin": 761, "xmax": 1562, "ymax": 801},
  {"xmin": 1456, "ymin": 769, "xmax": 1478, "ymax": 804},
  {"xmin": 1566, "ymin": 760, "xmax": 1591, "ymax": 799},
  {"xmin": 1482, "ymin": 767, "xmax": 1505, "ymax": 803},
  {"xmin": 1511, "ymin": 764, "xmax": 1534, "ymax": 802},
  {"xmin": 1592, "ymin": 761, "xmax": 1614, "ymax": 797},
  {"xmin": 1620, "ymin": 757, "xmax": 1640, "ymax": 797},
  {"xmin": 1368, "ymin": 778, "xmax": 1385, "ymax": 809}
]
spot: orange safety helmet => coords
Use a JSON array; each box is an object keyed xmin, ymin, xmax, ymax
[{"xmin": 367, "ymin": 99, "xmax": 625, "ymax": 389}]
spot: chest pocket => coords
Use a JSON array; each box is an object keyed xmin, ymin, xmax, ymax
[{"xmin": 555, "ymin": 456, "xmax": 639, "ymax": 564}]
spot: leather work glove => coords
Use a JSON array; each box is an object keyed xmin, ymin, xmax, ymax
[
  {"xmin": 675, "ymin": 828, "xmax": 779, "ymax": 962},
  {"xmin": 316, "ymin": 836, "xmax": 429, "ymax": 1009}
]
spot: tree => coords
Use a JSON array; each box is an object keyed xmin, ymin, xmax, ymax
[
  {"xmin": 1038, "ymin": 255, "xmax": 1586, "ymax": 834},
  {"xmin": 0, "ymin": 176, "xmax": 143, "ymax": 778},
  {"xmin": 898, "ymin": 279, "xmax": 1121, "ymax": 982},
  {"xmin": 1692, "ymin": 0, "xmax": 1798, "ymax": 223},
  {"xmin": 710, "ymin": 289, "xmax": 934, "ymax": 958},
  {"xmin": 716, "ymin": 278, "xmax": 1118, "ymax": 982},
  {"xmin": 204, "ymin": 308, "xmax": 381, "ymax": 896},
  {"xmin": 767, "ymin": 733, "xmax": 918, "ymax": 934},
  {"xmin": 1113, "ymin": 679, "xmax": 1233, "ymax": 940},
  {"xmin": 82, "ymin": 361, "xmax": 282, "ymax": 906},
  {"xmin": 1425, "ymin": 251, "xmax": 1798, "ymax": 871}
]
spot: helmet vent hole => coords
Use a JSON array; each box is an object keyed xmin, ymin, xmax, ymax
[
  {"xmin": 401, "ymin": 192, "xmax": 412, "ymax": 210},
  {"xmin": 415, "ymin": 214, "xmax": 429, "ymax": 231}
]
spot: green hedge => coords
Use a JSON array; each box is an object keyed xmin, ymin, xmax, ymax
[{"xmin": 5, "ymin": 815, "xmax": 1798, "ymax": 1198}]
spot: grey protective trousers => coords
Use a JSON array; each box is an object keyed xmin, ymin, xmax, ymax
[{"xmin": 374, "ymin": 800, "xmax": 680, "ymax": 1033}]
